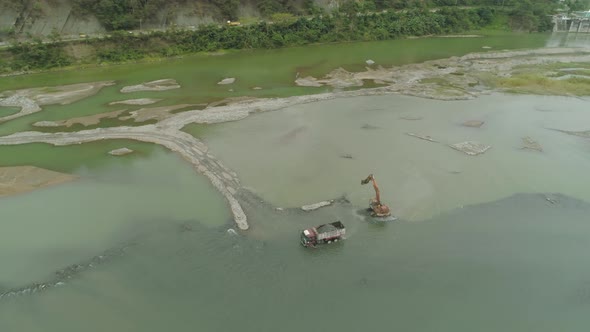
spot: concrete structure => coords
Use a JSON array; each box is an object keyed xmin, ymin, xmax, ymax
[{"xmin": 554, "ymin": 13, "xmax": 590, "ymax": 33}]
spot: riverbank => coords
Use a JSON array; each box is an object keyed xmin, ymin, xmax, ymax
[
  {"xmin": 0, "ymin": 7, "xmax": 517, "ymax": 75},
  {"xmin": 1, "ymin": 47, "xmax": 589, "ymax": 230}
]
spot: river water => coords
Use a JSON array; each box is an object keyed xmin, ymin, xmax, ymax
[
  {"xmin": 196, "ymin": 93, "xmax": 590, "ymax": 221},
  {"xmin": 2, "ymin": 32, "xmax": 590, "ymax": 331}
]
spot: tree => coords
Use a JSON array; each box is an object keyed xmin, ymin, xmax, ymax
[
  {"xmin": 212, "ymin": 0, "xmax": 240, "ymax": 21},
  {"xmin": 303, "ymin": 0, "xmax": 323, "ymax": 15},
  {"xmin": 257, "ymin": 0, "xmax": 282, "ymax": 17},
  {"xmin": 567, "ymin": 0, "xmax": 590, "ymax": 11}
]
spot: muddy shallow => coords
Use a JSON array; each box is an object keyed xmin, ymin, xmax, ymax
[
  {"xmin": 199, "ymin": 93, "xmax": 590, "ymax": 221},
  {"xmin": 0, "ymin": 166, "xmax": 77, "ymax": 197},
  {"xmin": 0, "ymin": 147, "xmax": 230, "ymax": 288}
]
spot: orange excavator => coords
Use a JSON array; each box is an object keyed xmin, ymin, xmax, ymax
[{"xmin": 361, "ymin": 174, "xmax": 391, "ymax": 217}]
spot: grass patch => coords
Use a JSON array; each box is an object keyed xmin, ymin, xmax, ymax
[
  {"xmin": 513, "ymin": 62, "xmax": 590, "ymax": 72},
  {"xmin": 544, "ymin": 62, "xmax": 590, "ymax": 71},
  {"xmin": 496, "ymin": 74, "xmax": 590, "ymax": 96},
  {"xmin": 547, "ymin": 69, "xmax": 590, "ymax": 78},
  {"xmin": 479, "ymin": 16, "xmax": 511, "ymax": 32}
]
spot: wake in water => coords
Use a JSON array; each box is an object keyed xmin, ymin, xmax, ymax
[
  {"xmin": 0, "ymin": 243, "xmax": 135, "ymax": 301},
  {"xmin": 353, "ymin": 208, "xmax": 398, "ymax": 223}
]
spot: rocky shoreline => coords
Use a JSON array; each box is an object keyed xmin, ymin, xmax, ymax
[{"xmin": 295, "ymin": 47, "xmax": 590, "ymax": 98}]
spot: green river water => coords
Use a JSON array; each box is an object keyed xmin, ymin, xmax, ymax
[{"xmin": 1, "ymin": 32, "xmax": 590, "ymax": 331}]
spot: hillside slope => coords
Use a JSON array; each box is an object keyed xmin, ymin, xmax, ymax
[{"xmin": 0, "ymin": 0, "xmax": 336, "ymax": 39}]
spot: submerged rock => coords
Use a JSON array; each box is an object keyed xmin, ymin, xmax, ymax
[
  {"xmin": 521, "ymin": 136, "xmax": 543, "ymax": 152},
  {"xmin": 218, "ymin": 77, "xmax": 236, "ymax": 85},
  {"xmin": 361, "ymin": 123, "xmax": 380, "ymax": 130},
  {"xmin": 544, "ymin": 195, "xmax": 558, "ymax": 204},
  {"xmin": 295, "ymin": 76, "xmax": 322, "ymax": 87},
  {"xmin": 119, "ymin": 104, "xmax": 193, "ymax": 123},
  {"xmin": 108, "ymin": 148, "xmax": 134, "ymax": 156},
  {"xmin": 120, "ymin": 79, "xmax": 180, "ymax": 93},
  {"xmin": 109, "ymin": 98, "xmax": 162, "ymax": 106},
  {"xmin": 551, "ymin": 128, "xmax": 590, "ymax": 139},
  {"xmin": 406, "ymin": 132, "xmax": 438, "ymax": 143},
  {"xmin": 359, "ymin": 277, "xmax": 369, "ymax": 286},
  {"xmin": 32, "ymin": 120, "xmax": 61, "ymax": 127},
  {"xmin": 450, "ymin": 141, "xmax": 491, "ymax": 156},
  {"xmin": 462, "ymin": 120, "xmax": 485, "ymax": 128},
  {"xmin": 301, "ymin": 200, "xmax": 334, "ymax": 211},
  {"xmin": 399, "ymin": 116, "xmax": 423, "ymax": 121},
  {"xmin": 34, "ymin": 109, "xmax": 126, "ymax": 128},
  {"xmin": 322, "ymin": 67, "xmax": 364, "ymax": 88}
]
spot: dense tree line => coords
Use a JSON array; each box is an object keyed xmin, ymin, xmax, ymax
[
  {"xmin": 0, "ymin": 0, "xmax": 569, "ymax": 73},
  {"xmin": 565, "ymin": 0, "xmax": 590, "ymax": 11},
  {"xmin": 1, "ymin": 6, "xmax": 497, "ymax": 70},
  {"xmin": 0, "ymin": 0, "xmax": 566, "ymax": 36},
  {"xmin": 4, "ymin": 39, "xmax": 71, "ymax": 71},
  {"xmin": 66, "ymin": 0, "xmax": 564, "ymax": 31}
]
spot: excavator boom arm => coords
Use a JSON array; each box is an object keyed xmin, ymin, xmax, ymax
[
  {"xmin": 361, "ymin": 174, "xmax": 381, "ymax": 205},
  {"xmin": 371, "ymin": 178, "xmax": 381, "ymax": 205}
]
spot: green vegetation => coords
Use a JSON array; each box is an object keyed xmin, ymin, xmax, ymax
[
  {"xmin": 91, "ymin": 7, "xmax": 497, "ymax": 57},
  {"xmin": 496, "ymin": 74, "xmax": 590, "ymax": 96},
  {"xmin": 548, "ymin": 69, "xmax": 590, "ymax": 77},
  {"xmin": 71, "ymin": 0, "xmax": 243, "ymax": 29},
  {"xmin": 0, "ymin": 0, "xmax": 564, "ymax": 74},
  {"xmin": 536, "ymin": 62, "xmax": 590, "ymax": 70},
  {"xmin": 488, "ymin": 62, "xmax": 590, "ymax": 96},
  {"xmin": 565, "ymin": 0, "xmax": 590, "ymax": 12},
  {"xmin": 1, "ymin": 0, "xmax": 29, "ymax": 11},
  {"xmin": 65, "ymin": 0, "xmax": 561, "ymax": 32},
  {"xmin": 5, "ymin": 39, "xmax": 71, "ymax": 71}
]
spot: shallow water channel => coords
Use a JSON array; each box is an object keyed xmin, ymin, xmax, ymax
[{"xmin": 1, "ymin": 32, "xmax": 590, "ymax": 331}]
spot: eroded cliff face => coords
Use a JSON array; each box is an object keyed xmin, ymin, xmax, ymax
[
  {"xmin": 0, "ymin": 0, "xmax": 104, "ymax": 39},
  {"xmin": 0, "ymin": 0, "xmax": 338, "ymax": 40}
]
